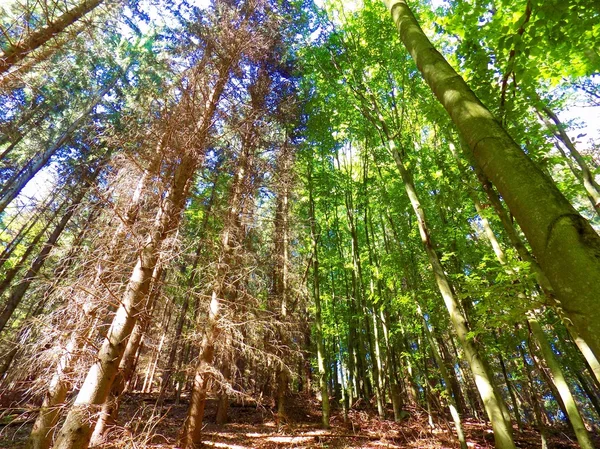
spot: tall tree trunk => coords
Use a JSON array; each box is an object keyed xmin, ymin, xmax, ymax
[
  {"xmin": 89, "ymin": 266, "xmax": 164, "ymax": 446},
  {"xmin": 528, "ymin": 315, "xmax": 594, "ymax": 449},
  {"xmin": 307, "ymin": 165, "xmax": 330, "ymax": 429},
  {"xmin": 181, "ymin": 109, "xmax": 258, "ymax": 447},
  {"xmin": 156, "ymin": 169, "xmax": 219, "ymax": 407},
  {"xmin": 497, "ymin": 346, "xmax": 522, "ymax": 431},
  {"xmin": 519, "ymin": 343, "xmax": 550, "ymax": 449},
  {"xmin": 574, "ymin": 371, "xmax": 600, "ymax": 420},
  {"xmin": 381, "ymin": 129, "xmax": 515, "ymax": 449},
  {"xmin": 382, "ymin": 0, "xmax": 600, "ymax": 361},
  {"xmin": 0, "ymin": 76, "xmax": 119, "ymax": 215},
  {"xmin": 272, "ymin": 144, "xmax": 292, "ymax": 422},
  {"xmin": 418, "ymin": 305, "xmax": 468, "ymax": 449},
  {"xmin": 0, "ymin": 0, "xmax": 104, "ymax": 74},
  {"xmin": 537, "ymin": 104, "xmax": 600, "ymax": 215},
  {"xmin": 52, "ymin": 154, "xmax": 196, "ymax": 449},
  {"xmin": 0, "ymin": 195, "xmax": 66, "ymax": 298},
  {"xmin": 452, "ymin": 141, "xmax": 600, "ymax": 387},
  {"xmin": 0, "ymin": 175, "xmax": 94, "ymax": 334}
]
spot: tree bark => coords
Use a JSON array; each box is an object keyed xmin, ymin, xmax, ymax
[
  {"xmin": 453, "ymin": 140, "xmax": 600, "ymax": 388},
  {"xmin": 181, "ymin": 97, "xmax": 259, "ymax": 447},
  {"xmin": 157, "ymin": 173, "xmax": 218, "ymax": 407},
  {"xmin": 418, "ymin": 305, "xmax": 468, "ymax": 449},
  {"xmin": 307, "ymin": 164, "xmax": 330, "ymax": 429},
  {"xmin": 52, "ymin": 154, "xmax": 195, "ymax": 449},
  {"xmin": 89, "ymin": 266, "xmax": 163, "ymax": 446},
  {"xmin": 0, "ymin": 76, "xmax": 119, "ymax": 215},
  {"xmin": 382, "ymin": 130, "xmax": 515, "ymax": 449},
  {"xmin": 0, "ymin": 0, "xmax": 104, "ymax": 74},
  {"xmin": 382, "ymin": 0, "xmax": 600, "ymax": 361},
  {"xmin": 528, "ymin": 315, "xmax": 594, "ymax": 449}
]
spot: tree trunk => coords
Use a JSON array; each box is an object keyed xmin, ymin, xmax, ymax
[
  {"xmin": 157, "ymin": 175, "xmax": 218, "ymax": 408},
  {"xmin": 0, "ymin": 0, "xmax": 104, "ymax": 74},
  {"xmin": 528, "ymin": 315, "xmax": 594, "ymax": 449},
  {"xmin": 418, "ymin": 305, "xmax": 468, "ymax": 449},
  {"xmin": 382, "ymin": 131, "xmax": 515, "ymax": 449},
  {"xmin": 308, "ymin": 165, "xmax": 330, "ymax": 429},
  {"xmin": 519, "ymin": 342, "xmax": 550, "ymax": 449},
  {"xmin": 0, "ymin": 196, "xmax": 65, "ymax": 298},
  {"xmin": 89, "ymin": 266, "xmax": 163, "ymax": 446},
  {"xmin": 382, "ymin": 0, "xmax": 600, "ymax": 361},
  {"xmin": 0, "ymin": 75, "xmax": 119, "ymax": 215},
  {"xmin": 0, "ymin": 176, "xmax": 92, "ymax": 334},
  {"xmin": 452, "ymin": 140, "xmax": 600, "ymax": 388},
  {"xmin": 52, "ymin": 154, "xmax": 195, "ymax": 449},
  {"xmin": 537, "ymin": 104, "xmax": 600, "ymax": 215},
  {"xmin": 181, "ymin": 102, "xmax": 258, "ymax": 447}
]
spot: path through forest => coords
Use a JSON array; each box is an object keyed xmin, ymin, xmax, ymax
[{"xmin": 1, "ymin": 393, "xmax": 593, "ymax": 449}]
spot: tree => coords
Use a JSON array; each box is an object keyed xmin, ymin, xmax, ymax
[
  {"xmin": 382, "ymin": 0, "xmax": 600, "ymax": 362},
  {"xmin": 0, "ymin": 0, "xmax": 105, "ymax": 75}
]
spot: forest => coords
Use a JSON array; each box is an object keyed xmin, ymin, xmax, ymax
[{"xmin": 0, "ymin": 0, "xmax": 599, "ymax": 448}]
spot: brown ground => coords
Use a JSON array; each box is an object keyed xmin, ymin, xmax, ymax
[{"xmin": 1, "ymin": 393, "xmax": 598, "ymax": 448}]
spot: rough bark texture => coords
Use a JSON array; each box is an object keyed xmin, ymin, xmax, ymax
[{"xmin": 53, "ymin": 158, "xmax": 195, "ymax": 449}]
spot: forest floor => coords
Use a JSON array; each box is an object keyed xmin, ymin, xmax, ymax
[{"xmin": 1, "ymin": 392, "xmax": 596, "ymax": 449}]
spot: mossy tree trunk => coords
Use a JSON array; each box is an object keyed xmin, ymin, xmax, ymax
[{"xmin": 382, "ymin": 0, "xmax": 600, "ymax": 361}]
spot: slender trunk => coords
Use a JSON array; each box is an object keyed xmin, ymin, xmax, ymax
[
  {"xmin": 528, "ymin": 315, "xmax": 594, "ymax": 449},
  {"xmin": 498, "ymin": 349, "xmax": 522, "ymax": 431},
  {"xmin": 0, "ymin": 196, "xmax": 65, "ymax": 298},
  {"xmin": 89, "ymin": 266, "xmax": 163, "ymax": 446},
  {"xmin": 308, "ymin": 165, "xmax": 330, "ymax": 429},
  {"xmin": 452, "ymin": 141, "xmax": 600, "ymax": 388},
  {"xmin": 538, "ymin": 105, "xmax": 600, "ymax": 215},
  {"xmin": 362, "ymin": 179, "xmax": 385, "ymax": 418},
  {"xmin": 181, "ymin": 113, "xmax": 257, "ymax": 447},
  {"xmin": 437, "ymin": 335, "xmax": 468, "ymax": 417},
  {"xmin": 0, "ymin": 179, "xmax": 91, "ymax": 334},
  {"xmin": 418, "ymin": 305, "xmax": 468, "ymax": 449},
  {"xmin": 26, "ymin": 310, "xmax": 100, "ymax": 449},
  {"xmin": 383, "ymin": 0, "xmax": 600, "ymax": 360},
  {"xmin": 0, "ymin": 0, "xmax": 104, "ymax": 74},
  {"xmin": 371, "ymin": 310, "xmax": 386, "ymax": 418},
  {"xmin": 574, "ymin": 371, "xmax": 600, "ymax": 419},
  {"xmin": 273, "ymin": 148, "xmax": 292, "ymax": 422},
  {"xmin": 381, "ymin": 310, "xmax": 403, "ymax": 420},
  {"xmin": 157, "ymin": 177, "xmax": 219, "ymax": 407},
  {"xmin": 0, "ymin": 76, "xmax": 119, "ymax": 215},
  {"xmin": 449, "ymin": 161, "xmax": 523, "ymax": 430},
  {"xmin": 145, "ymin": 310, "xmax": 171, "ymax": 393},
  {"xmin": 519, "ymin": 342, "xmax": 549, "ymax": 449},
  {"xmin": 53, "ymin": 155, "xmax": 195, "ymax": 449},
  {"xmin": 384, "ymin": 133, "xmax": 514, "ymax": 449}
]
